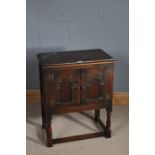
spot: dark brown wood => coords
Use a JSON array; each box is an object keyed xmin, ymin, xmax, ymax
[
  {"xmin": 39, "ymin": 64, "xmax": 45, "ymax": 129},
  {"xmin": 53, "ymin": 132, "xmax": 105, "ymax": 144},
  {"xmin": 95, "ymin": 109, "xmax": 100, "ymax": 121},
  {"xmin": 96, "ymin": 118, "xmax": 106, "ymax": 131},
  {"xmin": 37, "ymin": 49, "xmax": 116, "ymax": 147},
  {"xmin": 46, "ymin": 69, "xmax": 81, "ymax": 108},
  {"xmin": 46, "ymin": 120, "xmax": 53, "ymax": 147},
  {"xmin": 26, "ymin": 90, "xmax": 129, "ymax": 105},
  {"xmin": 37, "ymin": 49, "xmax": 115, "ymax": 67},
  {"xmin": 105, "ymin": 111, "xmax": 111, "ymax": 138},
  {"xmin": 44, "ymin": 113, "xmax": 53, "ymax": 147},
  {"xmin": 80, "ymin": 65, "xmax": 106, "ymax": 105},
  {"xmin": 53, "ymin": 103, "xmax": 105, "ymax": 114}
]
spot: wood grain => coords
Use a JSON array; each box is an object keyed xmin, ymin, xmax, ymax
[
  {"xmin": 26, "ymin": 89, "xmax": 129, "ymax": 105},
  {"xmin": 36, "ymin": 49, "xmax": 118, "ymax": 147},
  {"xmin": 53, "ymin": 132, "xmax": 105, "ymax": 144}
]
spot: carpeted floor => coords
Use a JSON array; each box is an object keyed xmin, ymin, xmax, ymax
[{"xmin": 26, "ymin": 104, "xmax": 129, "ymax": 155}]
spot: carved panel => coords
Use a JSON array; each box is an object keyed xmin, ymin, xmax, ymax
[
  {"xmin": 47, "ymin": 69, "xmax": 81, "ymax": 106},
  {"xmin": 48, "ymin": 99, "xmax": 56, "ymax": 107},
  {"xmin": 48, "ymin": 71, "xmax": 54, "ymax": 80},
  {"xmin": 81, "ymin": 66, "xmax": 106, "ymax": 103}
]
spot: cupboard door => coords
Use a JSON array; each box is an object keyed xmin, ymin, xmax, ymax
[
  {"xmin": 45, "ymin": 69, "xmax": 80, "ymax": 108},
  {"xmin": 81, "ymin": 64, "xmax": 113, "ymax": 105}
]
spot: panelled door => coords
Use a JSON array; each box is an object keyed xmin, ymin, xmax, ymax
[
  {"xmin": 45, "ymin": 69, "xmax": 81, "ymax": 108},
  {"xmin": 80, "ymin": 65, "xmax": 106, "ymax": 104},
  {"xmin": 44, "ymin": 64, "xmax": 113, "ymax": 108}
]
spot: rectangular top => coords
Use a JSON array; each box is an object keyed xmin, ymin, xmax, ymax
[{"xmin": 37, "ymin": 49, "xmax": 115, "ymax": 67}]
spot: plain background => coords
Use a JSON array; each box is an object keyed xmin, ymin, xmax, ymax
[
  {"xmin": 1, "ymin": 1, "xmax": 155, "ymax": 155},
  {"xmin": 26, "ymin": 0, "xmax": 129, "ymax": 92}
]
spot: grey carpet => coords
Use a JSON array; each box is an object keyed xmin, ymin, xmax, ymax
[{"xmin": 26, "ymin": 104, "xmax": 129, "ymax": 155}]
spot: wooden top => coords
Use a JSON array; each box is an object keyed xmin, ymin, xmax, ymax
[{"xmin": 37, "ymin": 49, "xmax": 115, "ymax": 68}]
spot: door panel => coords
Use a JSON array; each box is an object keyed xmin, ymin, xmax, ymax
[
  {"xmin": 81, "ymin": 65, "xmax": 106, "ymax": 104},
  {"xmin": 45, "ymin": 69, "xmax": 80, "ymax": 108},
  {"xmin": 43, "ymin": 64, "xmax": 114, "ymax": 109}
]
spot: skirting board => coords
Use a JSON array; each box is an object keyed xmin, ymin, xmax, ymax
[{"xmin": 26, "ymin": 89, "xmax": 129, "ymax": 105}]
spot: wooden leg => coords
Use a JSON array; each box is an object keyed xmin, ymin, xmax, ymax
[
  {"xmin": 95, "ymin": 109, "xmax": 100, "ymax": 121},
  {"xmin": 45, "ymin": 114, "xmax": 53, "ymax": 147},
  {"xmin": 39, "ymin": 65, "xmax": 45, "ymax": 129},
  {"xmin": 105, "ymin": 111, "xmax": 111, "ymax": 138},
  {"xmin": 41, "ymin": 102, "xmax": 45, "ymax": 129}
]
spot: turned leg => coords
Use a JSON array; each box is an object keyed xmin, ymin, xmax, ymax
[
  {"xmin": 95, "ymin": 109, "xmax": 100, "ymax": 121},
  {"xmin": 105, "ymin": 110, "xmax": 111, "ymax": 138},
  {"xmin": 45, "ymin": 114, "xmax": 53, "ymax": 147}
]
